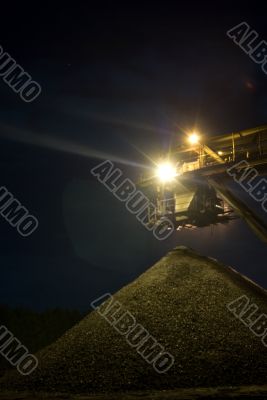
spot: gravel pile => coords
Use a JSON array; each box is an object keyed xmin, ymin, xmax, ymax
[{"xmin": 1, "ymin": 246, "xmax": 267, "ymax": 393}]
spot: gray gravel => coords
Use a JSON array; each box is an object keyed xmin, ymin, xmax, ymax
[{"xmin": 1, "ymin": 246, "xmax": 267, "ymax": 394}]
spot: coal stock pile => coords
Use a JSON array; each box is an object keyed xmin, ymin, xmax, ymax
[{"xmin": 1, "ymin": 246, "xmax": 267, "ymax": 395}]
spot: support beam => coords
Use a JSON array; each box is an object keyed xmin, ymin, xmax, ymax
[{"xmin": 209, "ymin": 177, "xmax": 267, "ymax": 244}]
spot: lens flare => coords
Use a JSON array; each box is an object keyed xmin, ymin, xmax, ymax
[
  {"xmin": 188, "ymin": 132, "xmax": 200, "ymax": 145},
  {"xmin": 156, "ymin": 162, "xmax": 177, "ymax": 183}
]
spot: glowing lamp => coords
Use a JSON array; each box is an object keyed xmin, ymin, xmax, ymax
[
  {"xmin": 156, "ymin": 162, "xmax": 177, "ymax": 183},
  {"xmin": 188, "ymin": 132, "xmax": 200, "ymax": 145}
]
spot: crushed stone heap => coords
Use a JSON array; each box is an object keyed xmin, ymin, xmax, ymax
[{"xmin": 1, "ymin": 246, "xmax": 267, "ymax": 393}]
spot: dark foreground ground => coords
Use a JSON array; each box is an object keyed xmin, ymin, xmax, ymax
[{"xmin": 1, "ymin": 385, "xmax": 267, "ymax": 399}]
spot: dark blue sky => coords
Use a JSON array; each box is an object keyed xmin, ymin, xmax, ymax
[{"xmin": 0, "ymin": 3, "xmax": 267, "ymax": 310}]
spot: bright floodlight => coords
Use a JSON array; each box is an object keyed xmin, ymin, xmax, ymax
[
  {"xmin": 188, "ymin": 132, "xmax": 200, "ymax": 145},
  {"xmin": 156, "ymin": 162, "xmax": 177, "ymax": 183}
]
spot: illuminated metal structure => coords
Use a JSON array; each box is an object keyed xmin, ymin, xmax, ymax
[{"xmin": 139, "ymin": 124, "xmax": 267, "ymax": 243}]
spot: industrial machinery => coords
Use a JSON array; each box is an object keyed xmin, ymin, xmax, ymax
[{"xmin": 139, "ymin": 124, "xmax": 267, "ymax": 243}]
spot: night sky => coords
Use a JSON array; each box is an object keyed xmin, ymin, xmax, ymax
[{"xmin": 0, "ymin": 3, "xmax": 267, "ymax": 311}]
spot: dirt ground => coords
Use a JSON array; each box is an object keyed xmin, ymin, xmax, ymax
[{"xmin": 1, "ymin": 385, "xmax": 267, "ymax": 399}]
